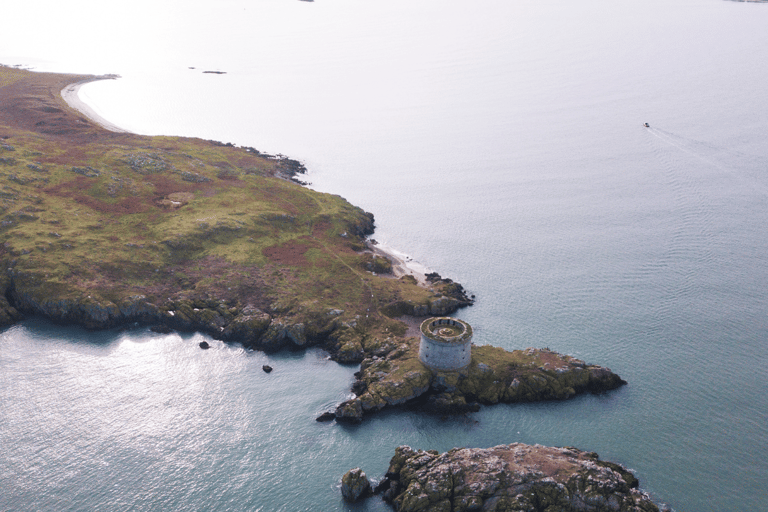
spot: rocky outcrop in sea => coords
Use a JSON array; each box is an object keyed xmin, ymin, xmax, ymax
[
  {"xmin": 328, "ymin": 339, "xmax": 626, "ymax": 423},
  {"xmin": 369, "ymin": 444, "xmax": 662, "ymax": 512},
  {"xmin": 341, "ymin": 467, "xmax": 372, "ymax": 502}
]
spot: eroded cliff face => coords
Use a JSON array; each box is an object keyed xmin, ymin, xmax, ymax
[
  {"xmin": 0, "ymin": 274, "xmax": 470, "ymax": 365},
  {"xmin": 377, "ymin": 444, "xmax": 661, "ymax": 512}
]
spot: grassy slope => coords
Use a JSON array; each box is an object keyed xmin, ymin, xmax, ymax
[
  {"xmin": 0, "ymin": 66, "xmax": 450, "ymax": 342},
  {"xmin": 1, "ymin": 66, "xmax": 624, "ymax": 421}
]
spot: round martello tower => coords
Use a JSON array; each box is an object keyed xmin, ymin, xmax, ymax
[{"xmin": 418, "ymin": 317, "xmax": 472, "ymax": 371}]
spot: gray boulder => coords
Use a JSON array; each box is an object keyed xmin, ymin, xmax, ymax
[{"xmin": 341, "ymin": 467, "xmax": 371, "ymax": 502}]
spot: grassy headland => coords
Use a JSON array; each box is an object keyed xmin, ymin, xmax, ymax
[
  {"xmin": 0, "ymin": 65, "xmax": 470, "ymax": 360},
  {"xmin": 0, "ymin": 65, "xmax": 624, "ymax": 423}
]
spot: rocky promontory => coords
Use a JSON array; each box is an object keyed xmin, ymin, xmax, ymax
[
  {"xmin": 368, "ymin": 444, "xmax": 662, "ymax": 512},
  {"xmin": 330, "ymin": 338, "xmax": 625, "ymax": 423}
]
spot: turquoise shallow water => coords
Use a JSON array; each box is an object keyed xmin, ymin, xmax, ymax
[{"xmin": 2, "ymin": 0, "xmax": 768, "ymax": 510}]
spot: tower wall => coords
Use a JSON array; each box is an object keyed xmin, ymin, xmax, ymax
[{"xmin": 418, "ymin": 317, "xmax": 472, "ymax": 371}]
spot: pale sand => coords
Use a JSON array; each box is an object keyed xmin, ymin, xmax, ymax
[
  {"xmin": 367, "ymin": 240, "xmax": 432, "ymax": 338},
  {"xmin": 368, "ymin": 241, "xmax": 430, "ymax": 286},
  {"xmin": 60, "ymin": 75, "xmax": 132, "ymax": 133}
]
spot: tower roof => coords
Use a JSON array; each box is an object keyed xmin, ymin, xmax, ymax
[{"xmin": 420, "ymin": 317, "xmax": 472, "ymax": 345}]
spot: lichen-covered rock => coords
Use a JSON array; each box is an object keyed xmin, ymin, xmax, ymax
[
  {"xmin": 427, "ymin": 296, "xmax": 461, "ymax": 316},
  {"xmin": 337, "ymin": 338, "xmax": 365, "ymax": 363},
  {"xmin": 221, "ymin": 305, "xmax": 271, "ymax": 343},
  {"xmin": 285, "ymin": 322, "xmax": 306, "ymax": 346},
  {"xmin": 380, "ymin": 295, "xmax": 463, "ymax": 318},
  {"xmin": 330, "ymin": 325, "xmax": 366, "ymax": 363},
  {"xmin": 335, "ymin": 398, "xmax": 364, "ymax": 423},
  {"xmin": 339, "ymin": 338, "xmax": 626, "ymax": 423},
  {"xmin": 10, "ymin": 288, "xmax": 122, "ymax": 329},
  {"xmin": 117, "ymin": 294, "xmax": 159, "ymax": 318},
  {"xmin": 384, "ymin": 444, "xmax": 661, "ymax": 512},
  {"xmin": 362, "ymin": 335, "xmax": 398, "ymax": 357},
  {"xmin": 162, "ymin": 299, "xmax": 234, "ymax": 334},
  {"xmin": 341, "ymin": 467, "xmax": 371, "ymax": 502},
  {"xmin": 258, "ymin": 319, "xmax": 308, "ymax": 351},
  {"xmin": 355, "ymin": 343, "xmax": 432, "ymax": 413},
  {"xmin": 456, "ymin": 346, "xmax": 626, "ymax": 406},
  {"xmin": 0, "ymin": 296, "xmax": 22, "ymax": 327}
]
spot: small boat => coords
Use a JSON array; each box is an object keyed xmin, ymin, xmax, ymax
[{"xmin": 644, "ymin": 123, "xmax": 650, "ymax": 128}]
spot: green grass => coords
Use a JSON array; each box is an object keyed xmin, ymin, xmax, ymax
[{"xmin": 0, "ymin": 65, "xmax": 443, "ymax": 332}]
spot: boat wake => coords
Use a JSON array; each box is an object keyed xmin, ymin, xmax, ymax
[{"xmin": 646, "ymin": 126, "xmax": 768, "ymax": 198}]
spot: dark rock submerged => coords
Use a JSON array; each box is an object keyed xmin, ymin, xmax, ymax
[{"xmin": 371, "ymin": 444, "xmax": 661, "ymax": 512}]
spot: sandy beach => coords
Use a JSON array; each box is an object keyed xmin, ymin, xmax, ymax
[
  {"xmin": 60, "ymin": 75, "xmax": 132, "ymax": 133},
  {"xmin": 367, "ymin": 241, "xmax": 431, "ymax": 286}
]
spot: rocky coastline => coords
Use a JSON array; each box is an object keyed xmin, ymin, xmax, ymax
[
  {"xmin": 0, "ymin": 267, "xmax": 469, "ymax": 360},
  {"xmin": 0, "ymin": 65, "xmax": 625, "ymax": 424},
  {"xmin": 345, "ymin": 444, "xmax": 664, "ymax": 511},
  {"xmin": 0, "ymin": 65, "xmax": 471, "ymax": 360},
  {"xmin": 0, "ymin": 66, "xmax": 652, "ymax": 508},
  {"xmin": 328, "ymin": 340, "xmax": 625, "ymax": 424}
]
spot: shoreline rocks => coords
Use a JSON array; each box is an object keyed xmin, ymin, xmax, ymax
[
  {"xmin": 0, "ymin": 278, "xmax": 472, "ymax": 363},
  {"xmin": 324, "ymin": 340, "xmax": 626, "ymax": 424},
  {"xmin": 341, "ymin": 467, "xmax": 371, "ymax": 502},
  {"xmin": 360, "ymin": 444, "xmax": 662, "ymax": 511},
  {"xmin": 2, "ymin": 262, "xmax": 625, "ymax": 427}
]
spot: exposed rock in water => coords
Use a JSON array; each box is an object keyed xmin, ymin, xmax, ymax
[
  {"xmin": 341, "ymin": 467, "xmax": 371, "ymax": 502},
  {"xmin": 334, "ymin": 398, "xmax": 363, "ymax": 424},
  {"xmin": 337, "ymin": 338, "xmax": 626, "ymax": 423},
  {"xmin": 262, "ymin": 364, "xmax": 273, "ymax": 373},
  {"xmin": 315, "ymin": 411, "xmax": 335, "ymax": 422},
  {"xmin": 424, "ymin": 272, "xmax": 474, "ymax": 305},
  {"xmin": 379, "ymin": 444, "xmax": 661, "ymax": 512},
  {"xmin": 199, "ymin": 341, "xmax": 210, "ymax": 349}
]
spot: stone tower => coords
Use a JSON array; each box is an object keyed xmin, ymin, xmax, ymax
[{"xmin": 418, "ymin": 317, "xmax": 472, "ymax": 371}]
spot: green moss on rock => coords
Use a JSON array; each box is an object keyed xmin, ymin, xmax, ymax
[
  {"xmin": 328, "ymin": 340, "xmax": 625, "ymax": 423},
  {"xmin": 376, "ymin": 444, "xmax": 661, "ymax": 512}
]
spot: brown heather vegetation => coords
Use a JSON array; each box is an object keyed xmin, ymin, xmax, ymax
[
  {"xmin": 0, "ymin": 65, "xmax": 464, "ymax": 346},
  {"xmin": 0, "ymin": 66, "xmax": 625, "ymax": 427}
]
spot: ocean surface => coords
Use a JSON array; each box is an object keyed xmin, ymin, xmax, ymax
[{"xmin": 2, "ymin": 0, "xmax": 768, "ymax": 510}]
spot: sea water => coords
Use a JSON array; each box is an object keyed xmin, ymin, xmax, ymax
[{"xmin": 2, "ymin": 0, "xmax": 768, "ymax": 510}]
